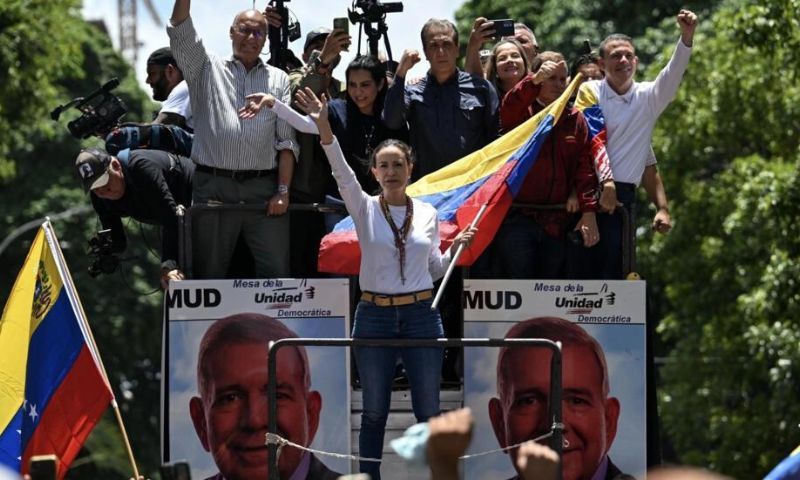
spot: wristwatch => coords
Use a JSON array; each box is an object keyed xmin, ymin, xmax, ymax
[
  {"xmin": 308, "ymin": 50, "xmax": 330, "ymax": 73},
  {"xmin": 277, "ymin": 184, "xmax": 289, "ymax": 195}
]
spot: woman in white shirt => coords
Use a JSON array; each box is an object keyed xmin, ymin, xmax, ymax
[{"xmin": 294, "ymin": 87, "xmax": 475, "ymax": 480}]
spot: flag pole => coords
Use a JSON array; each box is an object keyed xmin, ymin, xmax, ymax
[
  {"xmin": 431, "ymin": 204, "xmax": 488, "ymax": 310},
  {"xmin": 42, "ymin": 220, "xmax": 141, "ymax": 480}
]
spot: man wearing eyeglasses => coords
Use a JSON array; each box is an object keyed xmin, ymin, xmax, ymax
[{"xmin": 168, "ymin": 0, "xmax": 299, "ymax": 279}]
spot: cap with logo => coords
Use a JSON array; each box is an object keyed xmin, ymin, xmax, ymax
[{"xmin": 75, "ymin": 149, "xmax": 112, "ymax": 192}]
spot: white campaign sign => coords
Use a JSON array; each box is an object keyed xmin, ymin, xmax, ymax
[
  {"xmin": 463, "ymin": 279, "xmax": 647, "ymax": 480},
  {"xmin": 162, "ymin": 278, "xmax": 352, "ymax": 479}
]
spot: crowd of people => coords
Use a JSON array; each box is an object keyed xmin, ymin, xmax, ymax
[
  {"xmin": 76, "ymin": 1, "xmax": 697, "ymax": 288},
  {"xmin": 71, "ymin": 1, "xmax": 699, "ymax": 479}
]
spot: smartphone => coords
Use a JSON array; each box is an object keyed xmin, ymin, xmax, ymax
[
  {"xmin": 333, "ymin": 17, "xmax": 349, "ymax": 35},
  {"xmin": 160, "ymin": 461, "xmax": 192, "ymax": 480},
  {"xmin": 490, "ymin": 18, "xmax": 515, "ymax": 40},
  {"xmin": 29, "ymin": 455, "xmax": 58, "ymax": 480}
]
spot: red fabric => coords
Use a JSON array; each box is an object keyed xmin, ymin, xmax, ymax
[
  {"xmin": 500, "ymin": 73, "xmax": 542, "ymax": 133},
  {"xmin": 21, "ymin": 347, "xmax": 113, "ymax": 479},
  {"xmin": 500, "ymin": 75, "xmax": 599, "ymax": 238}
]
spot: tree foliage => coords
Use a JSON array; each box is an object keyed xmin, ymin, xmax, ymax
[
  {"xmin": 1, "ymin": 1, "xmax": 163, "ymax": 478},
  {"xmin": 637, "ymin": 0, "xmax": 800, "ymax": 475},
  {"xmin": 454, "ymin": 0, "xmax": 721, "ymax": 65}
]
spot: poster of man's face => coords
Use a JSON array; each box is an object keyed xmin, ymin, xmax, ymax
[
  {"xmin": 463, "ymin": 280, "xmax": 647, "ymax": 480},
  {"xmin": 164, "ymin": 279, "xmax": 351, "ymax": 480}
]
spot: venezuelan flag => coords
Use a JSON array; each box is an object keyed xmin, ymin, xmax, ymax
[
  {"xmin": 574, "ymin": 81, "xmax": 613, "ymax": 184},
  {"xmin": 0, "ymin": 222, "xmax": 112, "ymax": 478},
  {"xmin": 318, "ymin": 76, "xmax": 581, "ymax": 275},
  {"xmin": 765, "ymin": 445, "xmax": 800, "ymax": 480}
]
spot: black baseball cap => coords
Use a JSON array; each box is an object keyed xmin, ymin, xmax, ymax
[
  {"xmin": 75, "ymin": 149, "xmax": 112, "ymax": 192},
  {"xmin": 303, "ymin": 27, "xmax": 331, "ymax": 52}
]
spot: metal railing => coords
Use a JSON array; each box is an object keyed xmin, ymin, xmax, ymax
[
  {"xmin": 266, "ymin": 337, "xmax": 564, "ymax": 480},
  {"xmin": 176, "ymin": 201, "xmax": 637, "ymax": 280}
]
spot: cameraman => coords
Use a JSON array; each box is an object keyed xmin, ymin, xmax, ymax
[
  {"xmin": 146, "ymin": 47, "xmax": 193, "ymax": 130},
  {"xmin": 75, "ymin": 148, "xmax": 193, "ymax": 287}
]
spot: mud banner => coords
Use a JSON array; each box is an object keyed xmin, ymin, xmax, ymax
[
  {"xmin": 162, "ymin": 278, "xmax": 351, "ymax": 479},
  {"xmin": 463, "ymin": 279, "xmax": 647, "ymax": 480}
]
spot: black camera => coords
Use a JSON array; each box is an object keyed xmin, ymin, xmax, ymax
[
  {"xmin": 87, "ymin": 229, "xmax": 121, "ymax": 277},
  {"xmin": 51, "ymin": 78, "xmax": 127, "ymax": 139},
  {"xmin": 348, "ymin": 0, "xmax": 403, "ymax": 24}
]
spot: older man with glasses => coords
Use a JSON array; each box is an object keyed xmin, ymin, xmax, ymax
[{"xmin": 167, "ymin": 0, "xmax": 299, "ymax": 279}]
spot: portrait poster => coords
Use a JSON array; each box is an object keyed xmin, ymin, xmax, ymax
[
  {"xmin": 463, "ymin": 279, "xmax": 647, "ymax": 480},
  {"xmin": 162, "ymin": 278, "xmax": 351, "ymax": 479}
]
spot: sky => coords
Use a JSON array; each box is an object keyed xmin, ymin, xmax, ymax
[{"xmin": 81, "ymin": 0, "xmax": 467, "ymax": 91}]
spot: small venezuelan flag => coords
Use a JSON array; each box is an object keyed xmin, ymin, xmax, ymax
[
  {"xmin": 0, "ymin": 222, "xmax": 112, "ymax": 478},
  {"xmin": 574, "ymin": 80, "xmax": 613, "ymax": 184}
]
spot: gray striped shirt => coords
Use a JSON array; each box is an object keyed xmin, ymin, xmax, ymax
[{"xmin": 167, "ymin": 17, "xmax": 298, "ymax": 170}]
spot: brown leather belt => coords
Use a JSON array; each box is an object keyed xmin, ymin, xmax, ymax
[{"xmin": 361, "ymin": 290, "xmax": 433, "ymax": 307}]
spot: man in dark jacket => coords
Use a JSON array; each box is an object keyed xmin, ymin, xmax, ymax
[{"xmin": 75, "ymin": 147, "xmax": 193, "ymax": 285}]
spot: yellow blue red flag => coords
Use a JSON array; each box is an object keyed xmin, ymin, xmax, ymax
[
  {"xmin": 0, "ymin": 222, "xmax": 112, "ymax": 478},
  {"xmin": 574, "ymin": 81, "xmax": 613, "ymax": 183},
  {"xmin": 318, "ymin": 75, "xmax": 582, "ymax": 275}
]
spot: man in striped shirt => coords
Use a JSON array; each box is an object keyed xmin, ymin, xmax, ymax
[{"xmin": 168, "ymin": 0, "xmax": 299, "ymax": 278}]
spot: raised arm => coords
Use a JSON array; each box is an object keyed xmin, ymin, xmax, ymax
[
  {"xmin": 649, "ymin": 9, "xmax": 697, "ymax": 115},
  {"xmin": 170, "ymin": 0, "xmax": 189, "ymax": 26},
  {"xmin": 382, "ymin": 49, "xmax": 419, "ymax": 129},
  {"xmin": 465, "ymin": 18, "xmax": 495, "ymax": 76}
]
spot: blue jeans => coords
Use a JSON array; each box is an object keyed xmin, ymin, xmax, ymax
[
  {"xmin": 353, "ymin": 298, "xmax": 444, "ymax": 480},
  {"xmin": 494, "ymin": 212, "xmax": 566, "ymax": 279}
]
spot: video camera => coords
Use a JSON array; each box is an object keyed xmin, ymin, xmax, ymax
[
  {"xmin": 51, "ymin": 78, "xmax": 127, "ymax": 139},
  {"xmin": 267, "ymin": 0, "xmax": 302, "ymax": 71},
  {"xmin": 87, "ymin": 229, "xmax": 121, "ymax": 277},
  {"xmin": 348, "ymin": 0, "xmax": 403, "ymax": 23}
]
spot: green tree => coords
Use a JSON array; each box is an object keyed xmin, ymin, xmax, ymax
[
  {"xmin": 637, "ymin": 0, "xmax": 800, "ymax": 475},
  {"xmin": 1, "ymin": 1, "xmax": 164, "ymax": 478},
  {"xmin": 454, "ymin": 0, "xmax": 721, "ymax": 66}
]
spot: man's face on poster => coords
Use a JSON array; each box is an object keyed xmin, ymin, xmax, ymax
[
  {"xmin": 489, "ymin": 345, "xmax": 620, "ymax": 480},
  {"xmin": 190, "ymin": 342, "xmax": 321, "ymax": 480}
]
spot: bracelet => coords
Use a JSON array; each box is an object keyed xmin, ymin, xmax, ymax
[{"xmin": 277, "ymin": 184, "xmax": 289, "ymax": 195}]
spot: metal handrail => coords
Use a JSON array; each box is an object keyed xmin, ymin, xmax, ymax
[
  {"xmin": 266, "ymin": 337, "xmax": 564, "ymax": 480},
  {"xmin": 177, "ymin": 201, "xmax": 637, "ymax": 279}
]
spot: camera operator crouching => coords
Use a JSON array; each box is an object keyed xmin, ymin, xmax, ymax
[{"xmin": 75, "ymin": 148, "xmax": 193, "ymax": 288}]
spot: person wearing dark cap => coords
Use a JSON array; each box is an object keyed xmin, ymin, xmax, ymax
[
  {"xmin": 146, "ymin": 47, "xmax": 193, "ymax": 130},
  {"xmin": 75, "ymin": 148, "xmax": 194, "ymax": 287}
]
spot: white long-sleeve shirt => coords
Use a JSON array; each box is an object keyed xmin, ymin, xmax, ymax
[
  {"xmin": 321, "ymin": 138, "xmax": 452, "ymax": 294},
  {"xmin": 591, "ymin": 39, "xmax": 692, "ymax": 185}
]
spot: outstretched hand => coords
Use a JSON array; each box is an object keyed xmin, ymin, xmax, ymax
[
  {"xmin": 238, "ymin": 92, "xmax": 275, "ymax": 119},
  {"xmin": 294, "ymin": 87, "xmax": 328, "ymax": 123}
]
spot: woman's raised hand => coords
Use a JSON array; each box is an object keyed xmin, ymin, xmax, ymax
[{"xmin": 295, "ymin": 87, "xmax": 328, "ymax": 124}]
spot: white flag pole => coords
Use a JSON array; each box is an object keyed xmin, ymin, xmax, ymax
[{"xmin": 431, "ymin": 204, "xmax": 488, "ymax": 310}]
